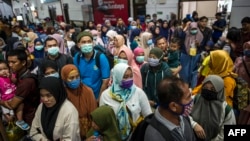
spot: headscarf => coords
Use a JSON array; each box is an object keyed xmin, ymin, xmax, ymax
[
  {"xmin": 49, "ymin": 34, "xmax": 65, "ymax": 54},
  {"xmin": 39, "ymin": 77, "xmax": 67, "ymax": 140},
  {"xmin": 191, "ymin": 75, "xmax": 225, "ymax": 140},
  {"xmin": 184, "ymin": 22, "xmax": 204, "ymax": 53},
  {"xmin": 140, "ymin": 32, "xmax": 152, "ymax": 61},
  {"xmin": 113, "ymin": 35, "xmax": 126, "ymax": 56},
  {"xmin": 149, "ymin": 47, "xmax": 164, "ymax": 59},
  {"xmin": 133, "ymin": 47, "xmax": 145, "ymax": 67},
  {"xmin": 118, "ymin": 47, "xmax": 143, "ymax": 88},
  {"xmin": 106, "ymin": 30, "xmax": 118, "ymax": 39},
  {"xmin": 110, "ymin": 63, "xmax": 135, "ymax": 140},
  {"xmin": 209, "ymin": 50, "xmax": 237, "ymax": 78},
  {"xmin": 33, "ymin": 38, "xmax": 45, "ymax": 58},
  {"xmin": 40, "ymin": 60, "xmax": 58, "ymax": 75},
  {"xmin": 26, "ymin": 32, "xmax": 38, "ymax": 53},
  {"xmin": 88, "ymin": 105, "xmax": 122, "ymax": 141},
  {"xmin": 129, "ymin": 28, "xmax": 141, "ymax": 43}
]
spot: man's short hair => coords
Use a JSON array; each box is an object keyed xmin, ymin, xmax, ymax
[
  {"xmin": 157, "ymin": 77, "xmax": 187, "ymax": 109},
  {"xmin": 44, "ymin": 37, "xmax": 57, "ymax": 47},
  {"xmin": 155, "ymin": 36, "xmax": 167, "ymax": 45},
  {"xmin": 215, "ymin": 12, "xmax": 222, "ymax": 17},
  {"xmin": 7, "ymin": 49, "xmax": 27, "ymax": 64},
  {"xmin": 241, "ymin": 17, "xmax": 250, "ymax": 24},
  {"xmin": 199, "ymin": 16, "xmax": 208, "ymax": 21}
]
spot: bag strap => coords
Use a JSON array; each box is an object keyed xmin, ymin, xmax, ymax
[
  {"xmin": 242, "ymin": 57, "xmax": 250, "ymax": 78},
  {"xmin": 149, "ymin": 115, "xmax": 173, "ymax": 140},
  {"xmin": 95, "ymin": 51, "xmax": 102, "ymax": 69}
]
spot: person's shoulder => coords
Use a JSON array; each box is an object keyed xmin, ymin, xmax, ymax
[{"xmin": 63, "ymin": 99, "xmax": 78, "ymax": 113}]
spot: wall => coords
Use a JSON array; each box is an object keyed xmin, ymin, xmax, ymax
[
  {"xmin": 146, "ymin": 0, "xmax": 178, "ymax": 21},
  {"xmin": 0, "ymin": 2, "xmax": 13, "ymax": 18},
  {"xmin": 230, "ymin": 0, "xmax": 250, "ymax": 28}
]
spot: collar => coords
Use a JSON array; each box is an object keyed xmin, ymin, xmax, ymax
[
  {"xmin": 80, "ymin": 50, "xmax": 96, "ymax": 60},
  {"xmin": 47, "ymin": 53, "xmax": 61, "ymax": 60}
]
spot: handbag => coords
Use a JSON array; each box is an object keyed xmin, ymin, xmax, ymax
[{"xmin": 5, "ymin": 121, "xmax": 25, "ymax": 141}]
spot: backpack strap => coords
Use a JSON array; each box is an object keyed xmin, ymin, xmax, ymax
[
  {"xmin": 242, "ymin": 57, "xmax": 250, "ymax": 78},
  {"xmin": 95, "ymin": 51, "xmax": 102, "ymax": 69},
  {"xmin": 148, "ymin": 114, "xmax": 173, "ymax": 140}
]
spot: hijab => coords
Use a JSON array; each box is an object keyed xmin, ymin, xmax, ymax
[
  {"xmin": 110, "ymin": 63, "xmax": 135, "ymax": 140},
  {"xmin": 40, "ymin": 60, "xmax": 58, "ymax": 76},
  {"xmin": 33, "ymin": 38, "xmax": 45, "ymax": 58},
  {"xmin": 118, "ymin": 47, "xmax": 143, "ymax": 88},
  {"xmin": 39, "ymin": 77, "xmax": 67, "ymax": 140},
  {"xmin": 61, "ymin": 64, "xmax": 97, "ymax": 118},
  {"xmin": 26, "ymin": 32, "xmax": 38, "ymax": 53},
  {"xmin": 191, "ymin": 75, "xmax": 225, "ymax": 140},
  {"xmin": 140, "ymin": 32, "xmax": 152, "ymax": 61},
  {"xmin": 184, "ymin": 22, "xmax": 203, "ymax": 53},
  {"xmin": 209, "ymin": 50, "xmax": 237, "ymax": 78},
  {"xmin": 88, "ymin": 105, "xmax": 122, "ymax": 141},
  {"xmin": 114, "ymin": 35, "xmax": 126, "ymax": 56}
]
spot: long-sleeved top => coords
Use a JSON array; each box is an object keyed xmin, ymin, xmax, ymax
[{"xmin": 30, "ymin": 100, "xmax": 81, "ymax": 141}]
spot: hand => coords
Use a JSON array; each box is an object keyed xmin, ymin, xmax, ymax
[
  {"xmin": 194, "ymin": 124, "xmax": 206, "ymax": 139},
  {"xmin": 149, "ymin": 100, "xmax": 156, "ymax": 107},
  {"xmin": 86, "ymin": 136, "xmax": 97, "ymax": 141}
]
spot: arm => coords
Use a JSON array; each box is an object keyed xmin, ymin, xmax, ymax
[
  {"xmin": 0, "ymin": 96, "xmax": 23, "ymax": 110},
  {"xmin": 189, "ymin": 116, "xmax": 206, "ymax": 139},
  {"xmin": 98, "ymin": 79, "xmax": 109, "ymax": 101},
  {"xmin": 139, "ymin": 89, "xmax": 152, "ymax": 117}
]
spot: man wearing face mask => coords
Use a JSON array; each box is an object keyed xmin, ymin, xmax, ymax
[
  {"xmin": 140, "ymin": 47, "xmax": 172, "ymax": 109},
  {"xmin": 38, "ymin": 37, "xmax": 73, "ymax": 77},
  {"xmin": 74, "ymin": 31, "xmax": 110, "ymax": 101},
  {"xmin": 143, "ymin": 77, "xmax": 196, "ymax": 141}
]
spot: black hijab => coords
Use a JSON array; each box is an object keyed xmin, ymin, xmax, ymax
[{"xmin": 39, "ymin": 77, "xmax": 67, "ymax": 140}]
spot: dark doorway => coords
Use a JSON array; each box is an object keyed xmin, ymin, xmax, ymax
[
  {"xmin": 133, "ymin": 1, "xmax": 146, "ymax": 22},
  {"xmin": 63, "ymin": 3, "xmax": 70, "ymax": 24},
  {"xmin": 48, "ymin": 5, "xmax": 57, "ymax": 25}
]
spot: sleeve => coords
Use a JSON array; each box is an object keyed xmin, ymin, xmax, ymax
[
  {"xmin": 99, "ymin": 54, "xmax": 110, "ymax": 79},
  {"xmin": 30, "ymin": 105, "xmax": 48, "ymax": 141},
  {"xmin": 139, "ymin": 89, "xmax": 152, "ymax": 117},
  {"xmin": 188, "ymin": 116, "xmax": 198, "ymax": 128},
  {"xmin": 213, "ymin": 103, "xmax": 236, "ymax": 140},
  {"xmin": 202, "ymin": 56, "xmax": 210, "ymax": 66},
  {"xmin": 61, "ymin": 106, "xmax": 81, "ymax": 141},
  {"xmin": 16, "ymin": 78, "xmax": 35, "ymax": 99}
]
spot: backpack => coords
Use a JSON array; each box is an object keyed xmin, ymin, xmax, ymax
[
  {"xmin": 76, "ymin": 45, "xmax": 114, "ymax": 70},
  {"xmin": 129, "ymin": 114, "xmax": 173, "ymax": 141}
]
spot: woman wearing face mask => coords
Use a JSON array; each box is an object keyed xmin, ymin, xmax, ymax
[
  {"xmin": 179, "ymin": 22, "xmax": 204, "ymax": 89},
  {"xmin": 113, "ymin": 35, "xmax": 127, "ymax": 57},
  {"xmin": 33, "ymin": 38, "xmax": 45, "ymax": 59},
  {"xmin": 61, "ymin": 64, "xmax": 97, "ymax": 140},
  {"xmin": 117, "ymin": 46, "xmax": 143, "ymax": 88},
  {"xmin": 133, "ymin": 47, "xmax": 146, "ymax": 68},
  {"xmin": 190, "ymin": 75, "xmax": 236, "ymax": 141},
  {"xmin": 106, "ymin": 30, "xmax": 118, "ymax": 55},
  {"xmin": 23, "ymin": 32, "xmax": 38, "ymax": 53},
  {"xmin": 140, "ymin": 47, "xmax": 172, "ymax": 109},
  {"xmin": 40, "ymin": 60, "xmax": 60, "ymax": 78},
  {"xmin": 91, "ymin": 29, "xmax": 104, "ymax": 47},
  {"xmin": 30, "ymin": 77, "xmax": 81, "ymax": 141},
  {"xmin": 100, "ymin": 63, "xmax": 152, "ymax": 141},
  {"xmin": 234, "ymin": 41, "xmax": 250, "ymax": 87},
  {"xmin": 140, "ymin": 32, "xmax": 153, "ymax": 61}
]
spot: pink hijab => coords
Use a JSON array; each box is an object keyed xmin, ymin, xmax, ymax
[
  {"xmin": 49, "ymin": 34, "xmax": 66, "ymax": 54},
  {"xmin": 133, "ymin": 47, "xmax": 146, "ymax": 68},
  {"xmin": 118, "ymin": 47, "xmax": 142, "ymax": 88},
  {"xmin": 184, "ymin": 22, "xmax": 203, "ymax": 54}
]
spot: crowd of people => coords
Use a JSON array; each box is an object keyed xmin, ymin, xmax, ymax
[{"xmin": 0, "ymin": 11, "xmax": 249, "ymax": 141}]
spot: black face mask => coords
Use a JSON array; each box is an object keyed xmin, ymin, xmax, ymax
[{"xmin": 201, "ymin": 89, "xmax": 218, "ymax": 101}]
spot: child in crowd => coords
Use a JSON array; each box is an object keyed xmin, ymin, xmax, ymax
[
  {"xmin": 197, "ymin": 41, "xmax": 214, "ymax": 85},
  {"xmin": 0, "ymin": 60, "xmax": 30, "ymax": 130},
  {"xmin": 167, "ymin": 38, "xmax": 181, "ymax": 77}
]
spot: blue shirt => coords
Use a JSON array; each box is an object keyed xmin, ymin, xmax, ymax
[{"xmin": 74, "ymin": 50, "xmax": 110, "ymax": 99}]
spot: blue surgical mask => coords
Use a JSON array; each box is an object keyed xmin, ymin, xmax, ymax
[
  {"xmin": 147, "ymin": 39, "xmax": 153, "ymax": 46},
  {"xmin": 35, "ymin": 45, "xmax": 44, "ymax": 50},
  {"xmin": 81, "ymin": 43, "xmax": 93, "ymax": 53},
  {"xmin": 45, "ymin": 72, "xmax": 59, "ymax": 78},
  {"xmin": 24, "ymin": 37, "xmax": 31, "ymax": 42},
  {"xmin": 66, "ymin": 78, "xmax": 81, "ymax": 89},
  {"xmin": 244, "ymin": 49, "xmax": 250, "ymax": 58},
  {"xmin": 117, "ymin": 58, "xmax": 128, "ymax": 64},
  {"xmin": 148, "ymin": 57, "xmax": 160, "ymax": 67},
  {"xmin": 136, "ymin": 56, "xmax": 144, "ymax": 63},
  {"xmin": 48, "ymin": 46, "xmax": 59, "ymax": 56},
  {"xmin": 190, "ymin": 30, "xmax": 198, "ymax": 35},
  {"xmin": 131, "ymin": 26, "xmax": 137, "ymax": 29}
]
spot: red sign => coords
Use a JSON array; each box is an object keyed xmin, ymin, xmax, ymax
[{"xmin": 92, "ymin": 0, "xmax": 129, "ymax": 25}]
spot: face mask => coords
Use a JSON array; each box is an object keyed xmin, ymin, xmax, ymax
[
  {"xmin": 35, "ymin": 45, "xmax": 44, "ymax": 51},
  {"xmin": 48, "ymin": 46, "xmax": 59, "ymax": 56},
  {"xmin": 45, "ymin": 72, "xmax": 59, "ymax": 78},
  {"xmin": 136, "ymin": 56, "xmax": 144, "ymax": 63},
  {"xmin": 24, "ymin": 37, "xmax": 31, "ymax": 42},
  {"xmin": 81, "ymin": 43, "xmax": 93, "ymax": 53},
  {"xmin": 146, "ymin": 19, "xmax": 151, "ymax": 23},
  {"xmin": 147, "ymin": 39, "xmax": 153, "ymax": 46},
  {"xmin": 109, "ymin": 41, "xmax": 114, "ymax": 45},
  {"xmin": 148, "ymin": 57, "xmax": 160, "ymax": 67},
  {"xmin": 201, "ymin": 89, "xmax": 218, "ymax": 101},
  {"xmin": 190, "ymin": 30, "xmax": 198, "ymax": 35},
  {"xmin": 69, "ymin": 33, "xmax": 72, "ymax": 38},
  {"xmin": 131, "ymin": 26, "xmax": 137, "ymax": 29},
  {"xmin": 66, "ymin": 78, "xmax": 81, "ymax": 89},
  {"xmin": 179, "ymin": 99, "xmax": 194, "ymax": 117},
  {"xmin": 117, "ymin": 58, "xmax": 128, "ymax": 64},
  {"xmin": 120, "ymin": 78, "xmax": 133, "ymax": 89},
  {"xmin": 244, "ymin": 49, "xmax": 250, "ymax": 58}
]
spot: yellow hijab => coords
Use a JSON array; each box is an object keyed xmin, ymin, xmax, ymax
[{"xmin": 209, "ymin": 50, "xmax": 237, "ymax": 78}]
